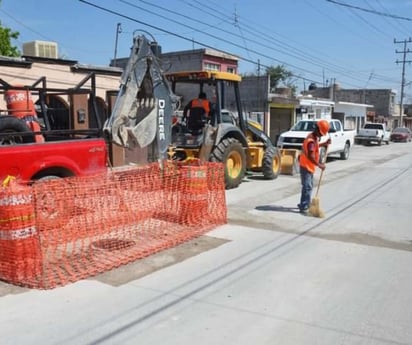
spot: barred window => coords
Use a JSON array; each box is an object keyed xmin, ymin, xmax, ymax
[{"xmin": 204, "ymin": 63, "xmax": 220, "ymax": 71}]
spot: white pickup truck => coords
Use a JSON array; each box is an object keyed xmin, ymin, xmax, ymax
[
  {"xmin": 277, "ymin": 119, "xmax": 356, "ymax": 160},
  {"xmin": 354, "ymin": 123, "xmax": 390, "ymax": 146}
]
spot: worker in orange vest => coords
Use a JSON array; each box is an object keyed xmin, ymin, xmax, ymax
[
  {"xmin": 183, "ymin": 92, "xmax": 211, "ymax": 131},
  {"xmin": 298, "ymin": 119, "xmax": 331, "ymax": 215}
]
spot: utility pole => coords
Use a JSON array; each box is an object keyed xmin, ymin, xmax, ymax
[
  {"xmin": 394, "ymin": 38, "xmax": 412, "ymax": 127},
  {"xmin": 113, "ymin": 23, "xmax": 122, "ymax": 67}
]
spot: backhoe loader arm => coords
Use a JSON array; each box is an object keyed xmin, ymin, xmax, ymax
[{"xmin": 104, "ymin": 34, "xmax": 178, "ymax": 161}]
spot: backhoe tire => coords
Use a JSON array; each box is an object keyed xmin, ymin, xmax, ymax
[
  {"xmin": 211, "ymin": 137, "xmax": 246, "ymax": 190},
  {"xmin": 0, "ymin": 116, "xmax": 35, "ymax": 145},
  {"xmin": 262, "ymin": 146, "xmax": 281, "ymax": 180}
]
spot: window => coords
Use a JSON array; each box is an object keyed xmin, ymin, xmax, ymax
[
  {"xmin": 204, "ymin": 63, "xmax": 220, "ymax": 71},
  {"xmin": 334, "ymin": 121, "xmax": 342, "ymax": 131},
  {"xmin": 227, "ymin": 67, "xmax": 236, "ymax": 74}
]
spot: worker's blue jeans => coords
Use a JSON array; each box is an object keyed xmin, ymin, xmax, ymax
[{"xmin": 299, "ymin": 166, "xmax": 313, "ymax": 211}]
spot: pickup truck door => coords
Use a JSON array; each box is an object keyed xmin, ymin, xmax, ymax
[{"xmin": 328, "ymin": 121, "xmax": 345, "ymax": 153}]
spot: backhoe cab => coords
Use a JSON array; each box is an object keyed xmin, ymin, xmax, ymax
[{"xmin": 167, "ymin": 70, "xmax": 281, "ymax": 189}]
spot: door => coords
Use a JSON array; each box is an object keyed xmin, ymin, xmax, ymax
[{"xmin": 270, "ymin": 107, "xmax": 293, "ymax": 145}]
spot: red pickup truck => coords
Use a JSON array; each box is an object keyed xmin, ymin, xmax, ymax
[
  {"xmin": 0, "ymin": 75, "xmax": 110, "ymax": 183},
  {"xmin": 0, "ymin": 138, "xmax": 108, "ymax": 183}
]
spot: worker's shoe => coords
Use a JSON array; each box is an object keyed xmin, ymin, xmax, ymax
[{"xmin": 297, "ymin": 204, "xmax": 308, "ymax": 214}]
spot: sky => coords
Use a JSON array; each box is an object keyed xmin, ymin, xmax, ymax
[{"xmin": 2, "ymin": 0, "xmax": 412, "ymax": 101}]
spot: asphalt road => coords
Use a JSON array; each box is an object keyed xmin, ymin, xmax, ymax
[{"xmin": 1, "ymin": 141, "xmax": 412, "ymax": 345}]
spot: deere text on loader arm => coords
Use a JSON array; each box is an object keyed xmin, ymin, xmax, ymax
[{"xmin": 103, "ymin": 33, "xmax": 178, "ymax": 167}]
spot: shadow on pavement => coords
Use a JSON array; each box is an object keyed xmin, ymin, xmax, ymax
[{"xmin": 256, "ymin": 205, "xmax": 300, "ymax": 213}]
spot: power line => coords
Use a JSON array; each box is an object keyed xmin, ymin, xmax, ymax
[
  {"xmin": 375, "ymin": 0, "xmax": 411, "ymax": 37},
  {"xmin": 326, "ymin": 0, "xmax": 412, "ymax": 21},
  {"xmin": 0, "ymin": 8, "xmax": 52, "ymax": 41},
  {"xmin": 184, "ymin": 0, "xmax": 378, "ymax": 87},
  {"xmin": 80, "ymin": 0, "xmax": 324, "ymax": 85},
  {"xmin": 132, "ymin": 0, "xmax": 327, "ymax": 78},
  {"xmin": 188, "ymin": 0, "xmax": 396, "ymax": 88},
  {"xmin": 76, "ymin": 0, "xmax": 399, "ymax": 90}
]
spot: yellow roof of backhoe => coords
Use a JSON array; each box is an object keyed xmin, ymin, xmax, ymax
[{"xmin": 165, "ymin": 70, "xmax": 242, "ymax": 82}]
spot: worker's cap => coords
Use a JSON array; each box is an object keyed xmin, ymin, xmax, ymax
[{"xmin": 316, "ymin": 120, "xmax": 329, "ymax": 136}]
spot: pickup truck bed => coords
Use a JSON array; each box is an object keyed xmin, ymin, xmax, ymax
[{"xmin": 0, "ymin": 138, "xmax": 108, "ymax": 183}]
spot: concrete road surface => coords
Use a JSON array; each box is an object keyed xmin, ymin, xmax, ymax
[{"xmin": 1, "ymin": 142, "xmax": 412, "ymax": 345}]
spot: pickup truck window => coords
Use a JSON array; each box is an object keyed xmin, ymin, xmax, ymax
[
  {"xmin": 291, "ymin": 121, "xmax": 317, "ymax": 131},
  {"xmin": 364, "ymin": 123, "xmax": 384, "ymax": 129},
  {"xmin": 334, "ymin": 121, "xmax": 342, "ymax": 132}
]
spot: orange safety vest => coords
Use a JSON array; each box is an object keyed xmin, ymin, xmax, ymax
[
  {"xmin": 190, "ymin": 98, "xmax": 210, "ymax": 117},
  {"xmin": 299, "ymin": 133, "xmax": 319, "ymax": 173}
]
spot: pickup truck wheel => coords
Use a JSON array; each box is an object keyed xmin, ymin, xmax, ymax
[
  {"xmin": 0, "ymin": 116, "xmax": 35, "ymax": 145},
  {"xmin": 211, "ymin": 137, "xmax": 246, "ymax": 189},
  {"xmin": 262, "ymin": 146, "xmax": 281, "ymax": 179},
  {"xmin": 340, "ymin": 142, "xmax": 350, "ymax": 160}
]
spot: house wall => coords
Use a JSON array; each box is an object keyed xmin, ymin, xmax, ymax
[
  {"xmin": 269, "ymin": 104, "xmax": 295, "ymax": 144},
  {"xmin": 304, "ymin": 86, "xmax": 396, "ymax": 118},
  {"xmin": 161, "ymin": 49, "xmax": 238, "ymax": 73},
  {"xmin": 239, "ymin": 75, "xmax": 269, "ymax": 113},
  {"xmin": 161, "ymin": 50, "xmax": 204, "ymax": 72},
  {"xmin": 0, "ymin": 61, "xmax": 121, "ymax": 110},
  {"xmin": 334, "ymin": 103, "xmax": 369, "ymax": 130}
]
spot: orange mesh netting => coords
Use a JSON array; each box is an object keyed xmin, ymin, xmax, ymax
[{"xmin": 0, "ymin": 161, "xmax": 227, "ymax": 289}]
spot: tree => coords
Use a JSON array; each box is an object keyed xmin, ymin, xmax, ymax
[
  {"xmin": 265, "ymin": 65, "xmax": 297, "ymax": 95},
  {"xmin": 0, "ymin": 2, "xmax": 20, "ymax": 57}
]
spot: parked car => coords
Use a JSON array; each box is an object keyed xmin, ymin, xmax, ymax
[
  {"xmin": 355, "ymin": 123, "xmax": 390, "ymax": 145},
  {"xmin": 390, "ymin": 127, "xmax": 412, "ymax": 142}
]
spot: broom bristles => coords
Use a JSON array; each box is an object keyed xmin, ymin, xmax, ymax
[{"xmin": 308, "ymin": 196, "xmax": 325, "ymax": 218}]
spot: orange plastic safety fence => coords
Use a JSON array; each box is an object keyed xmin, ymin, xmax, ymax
[{"xmin": 0, "ymin": 161, "xmax": 226, "ymax": 289}]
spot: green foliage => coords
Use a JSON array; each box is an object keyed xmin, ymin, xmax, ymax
[
  {"xmin": 265, "ymin": 65, "xmax": 296, "ymax": 93},
  {"xmin": 0, "ymin": 16, "xmax": 20, "ymax": 57}
]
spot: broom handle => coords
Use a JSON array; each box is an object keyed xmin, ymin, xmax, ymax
[
  {"xmin": 315, "ymin": 141, "xmax": 329, "ymax": 197},
  {"xmin": 314, "ymin": 169, "xmax": 324, "ymax": 197}
]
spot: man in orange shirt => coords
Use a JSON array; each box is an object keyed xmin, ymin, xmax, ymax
[
  {"xmin": 183, "ymin": 92, "xmax": 211, "ymax": 131},
  {"xmin": 298, "ymin": 120, "xmax": 331, "ymax": 215}
]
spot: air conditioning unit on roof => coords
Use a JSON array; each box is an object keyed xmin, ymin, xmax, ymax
[{"xmin": 23, "ymin": 40, "xmax": 58, "ymax": 59}]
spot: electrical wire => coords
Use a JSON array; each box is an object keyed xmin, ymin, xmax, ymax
[
  {"xmin": 80, "ymin": 0, "xmax": 324, "ymax": 85},
  {"xmin": 187, "ymin": 0, "xmax": 397, "ymax": 88},
  {"xmin": 4, "ymin": 0, "xmax": 404, "ymax": 91},
  {"xmin": 194, "ymin": 0, "xmax": 404, "ymax": 88},
  {"xmin": 133, "ymin": 0, "xmax": 374, "ymax": 87},
  {"xmin": 326, "ymin": 0, "xmax": 412, "ymax": 21}
]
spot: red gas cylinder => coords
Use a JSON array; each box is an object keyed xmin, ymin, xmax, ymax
[
  {"xmin": 5, "ymin": 87, "xmax": 36, "ymax": 119},
  {"xmin": 5, "ymin": 87, "xmax": 44, "ymax": 143}
]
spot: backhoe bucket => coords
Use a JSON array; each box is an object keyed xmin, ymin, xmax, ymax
[{"xmin": 280, "ymin": 149, "xmax": 300, "ymax": 175}]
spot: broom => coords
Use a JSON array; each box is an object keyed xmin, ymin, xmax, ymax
[{"xmin": 309, "ymin": 169, "xmax": 325, "ymax": 218}]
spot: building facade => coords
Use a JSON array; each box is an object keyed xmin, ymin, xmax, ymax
[{"xmin": 303, "ymin": 85, "xmax": 396, "ymax": 119}]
